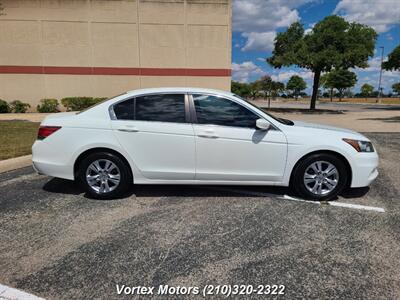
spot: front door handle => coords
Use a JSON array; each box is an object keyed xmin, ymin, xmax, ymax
[
  {"xmin": 197, "ymin": 129, "xmax": 219, "ymax": 138},
  {"xmin": 117, "ymin": 126, "xmax": 139, "ymax": 132}
]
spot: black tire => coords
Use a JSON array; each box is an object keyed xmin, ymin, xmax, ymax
[
  {"xmin": 77, "ymin": 151, "xmax": 132, "ymax": 199},
  {"xmin": 291, "ymin": 153, "xmax": 348, "ymax": 201}
]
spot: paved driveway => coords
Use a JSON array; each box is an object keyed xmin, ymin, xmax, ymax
[
  {"xmin": 256, "ymin": 101, "xmax": 400, "ymax": 132},
  {"xmin": 0, "ymin": 133, "xmax": 399, "ymax": 299}
]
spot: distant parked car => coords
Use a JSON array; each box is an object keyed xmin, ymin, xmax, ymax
[{"xmin": 32, "ymin": 88, "xmax": 378, "ymax": 200}]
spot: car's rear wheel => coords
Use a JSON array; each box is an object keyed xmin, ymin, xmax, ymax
[
  {"xmin": 78, "ymin": 152, "xmax": 132, "ymax": 199},
  {"xmin": 291, "ymin": 153, "xmax": 348, "ymax": 201}
]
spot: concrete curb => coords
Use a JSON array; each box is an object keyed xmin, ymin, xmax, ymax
[{"xmin": 0, "ymin": 155, "xmax": 32, "ymax": 173}]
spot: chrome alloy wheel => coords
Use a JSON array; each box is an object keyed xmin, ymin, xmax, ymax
[
  {"xmin": 303, "ymin": 161, "xmax": 339, "ymax": 195},
  {"xmin": 85, "ymin": 159, "xmax": 121, "ymax": 194}
]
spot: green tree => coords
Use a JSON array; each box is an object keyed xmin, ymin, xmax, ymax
[
  {"xmin": 258, "ymin": 75, "xmax": 273, "ymax": 100},
  {"xmin": 324, "ymin": 69, "xmax": 357, "ymax": 101},
  {"xmin": 231, "ymin": 81, "xmax": 251, "ymax": 98},
  {"xmin": 249, "ymin": 81, "xmax": 261, "ymax": 99},
  {"xmin": 258, "ymin": 76, "xmax": 281, "ymax": 99},
  {"xmin": 267, "ymin": 15, "xmax": 377, "ymax": 109},
  {"xmin": 382, "ymin": 45, "xmax": 400, "ymax": 71},
  {"xmin": 392, "ymin": 82, "xmax": 400, "ymax": 95},
  {"xmin": 286, "ymin": 75, "xmax": 307, "ymax": 99},
  {"xmin": 271, "ymin": 81, "xmax": 285, "ymax": 99},
  {"xmin": 320, "ymin": 73, "xmax": 335, "ymax": 101},
  {"xmin": 257, "ymin": 75, "xmax": 285, "ymax": 107},
  {"xmin": 360, "ymin": 83, "xmax": 374, "ymax": 98}
]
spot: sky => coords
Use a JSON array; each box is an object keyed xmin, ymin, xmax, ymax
[{"xmin": 231, "ymin": 0, "xmax": 400, "ymax": 94}]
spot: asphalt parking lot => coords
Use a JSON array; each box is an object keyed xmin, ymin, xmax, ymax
[{"xmin": 0, "ymin": 133, "xmax": 399, "ymax": 299}]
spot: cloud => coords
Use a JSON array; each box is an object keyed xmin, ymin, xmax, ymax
[
  {"xmin": 304, "ymin": 22, "xmax": 315, "ymax": 35},
  {"xmin": 304, "ymin": 28, "xmax": 313, "ymax": 35},
  {"xmin": 232, "ymin": 61, "xmax": 266, "ymax": 82},
  {"xmin": 334, "ymin": 0, "xmax": 400, "ymax": 33},
  {"xmin": 355, "ymin": 70, "xmax": 400, "ymax": 92},
  {"xmin": 385, "ymin": 33, "xmax": 393, "ymax": 41},
  {"xmin": 382, "ymin": 71, "xmax": 400, "ymax": 79},
  {"xmin": 350, "ymin": 54, "xmax": 400, "ymax": 91},
  {"xmin": 241, "ymin": 31, "xmax": 276, "ymax": 52},
  {"xmin": 233, "ymin": 0, "xmax": 305, "ymax": 33},
  {"xmin": 233, "ymin": 0, "xmax": 310, "ymax": 52},
  {"xmin": 271, "ymin": 69, "xmax": 314, "ymax": 82},
  {"xmin": 355, "ymin": 56, "xmax": 383, "ymax": 72},
  {"xmin": 355, "ymin": 54, "xmax": 398, "ymax": 73}
]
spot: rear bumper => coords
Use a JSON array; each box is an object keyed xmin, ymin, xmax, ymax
[
  {"xmin": 32, "ymin": 140, "xmax": 74, "ymax": 180},
  {"xmin": 32, "ymin": 161, "xmax": 41, "ymax": 174},
  {"xmin": 32, "ymin": 160, "xmax": 74, "ymax": 180},
  {"xmin": 350, "ymin": 152, "xmax": 379, "ymax": 188}
]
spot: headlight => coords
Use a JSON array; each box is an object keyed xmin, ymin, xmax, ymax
[{"xmin": 343, "ymin": 138, "xmax": 374, "ymax": 152}]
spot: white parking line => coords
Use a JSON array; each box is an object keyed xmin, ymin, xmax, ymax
[
  {"xmin": 204, "ymin": 187, "xmax": 385, "ymax": 213},
  {"xmin": 327, "ymin": 201, "xmax": 385, "ymax": 212},
  {"xmin": 280, "ymin": 194, "xmax": 320, "ymax": 204},
  {"xmin": 0, "ymin": 283, "xmax": 45, "ymax": 300}
]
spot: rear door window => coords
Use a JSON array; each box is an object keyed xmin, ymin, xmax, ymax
[
  {"xmin": 112, "ymin": 94, "xmax": 186, "ymax": 123},
  {"xmin": 135, "ymin": 94, "xmax": 186, "ymax": 123},
  {"xmin": 113, "ymin": 98, "xmax": 134, "ymax": 120}
]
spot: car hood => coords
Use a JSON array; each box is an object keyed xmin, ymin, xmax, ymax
[{"xmin": 293, "ymin": 121, "xmax": 361, "ymax": 135}]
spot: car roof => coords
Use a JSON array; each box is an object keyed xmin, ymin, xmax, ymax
[{"xmin": 125, "ymin": 87, "xmax": 235, "ymax": 98}]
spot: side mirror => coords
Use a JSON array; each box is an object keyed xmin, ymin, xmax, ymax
[{"xmin": 256, "ymin": 118, "xmax": 270, "ymax": 130}]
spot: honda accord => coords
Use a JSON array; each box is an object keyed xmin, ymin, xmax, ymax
[{"xmin": 32, "ymin": 88, "xmax": 379, "ymax": 200}]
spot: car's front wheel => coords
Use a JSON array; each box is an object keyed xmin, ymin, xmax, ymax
[
  {"xmin": 291, "ymin": 153, "xmax": 348, "ymax": 201},
  {"xmin": 78, "ymin": 152, "xmax": 132, "ymax": 199}
]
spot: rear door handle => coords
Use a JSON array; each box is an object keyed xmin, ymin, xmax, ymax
[{"xmin": 197, "ymin": 129, "xmax": 219, "ymax": 138}]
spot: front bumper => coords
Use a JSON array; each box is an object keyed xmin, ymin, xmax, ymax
[{"xmin": 350, "ymin": 151, "xmax": 379, "ymax": 188}]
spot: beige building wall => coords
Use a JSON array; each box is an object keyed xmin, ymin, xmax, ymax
[{"xmin": 0, "ymin": 0, "xmax": 232, "ymax": 109}]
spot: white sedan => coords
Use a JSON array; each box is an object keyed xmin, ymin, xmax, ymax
[{"xmin": 32, "ymin": 88, "xmax": 378, "ymax": 200}]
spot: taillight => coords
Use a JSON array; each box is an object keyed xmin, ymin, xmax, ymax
[{"xmin": 37, "ymin": 126, "xmax": 61, "ymax": 140}]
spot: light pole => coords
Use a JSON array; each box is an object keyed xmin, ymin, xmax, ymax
[{"xmin": 377, "ymin": 46, "xmax": 384, "ymax": 103}]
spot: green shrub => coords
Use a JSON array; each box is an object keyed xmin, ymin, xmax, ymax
[
  {"xmin": 37, "ymin": 98, "xmax": 59, "ymax": 113},
  {"xmin": 10, "ymin": 100, "xmax": 31, "ymax": 113},
  {"xmin": 93, "ymin": 97, "xmax": 108, "ymax": 102},
  {"xmin": 0, "ymin": 99, "xmax": 10, "ymax": 113},
  {"xmin": 61, "ymin": 97, "xmax": 106, "ymax": 111}
]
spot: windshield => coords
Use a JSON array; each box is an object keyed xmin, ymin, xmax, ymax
[{"xmin": 233, "ymin": 94, "xmax": 294, "ymax": 126}]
